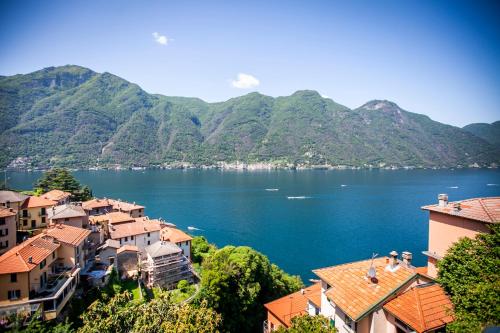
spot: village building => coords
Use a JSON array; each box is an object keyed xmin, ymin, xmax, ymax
[
  {"xmin": 0, "ymin": 208, "xmax": 17, "ymax": 255},
  {"xmin": 19, "ymin": 196, "xmax": 57, "ymax": 231},
  {"xmin": 0, "ymin": 228, "xmax": 87, "ymax": 321},
  {"xmin": 421, "ymin": 195, "xmax": 499, "ymax": 278},
  {"xmin": 82, "ymin": 198, "xmax": 113, "ymax": 216},
  {"xmin": 0, "ymin": 190, "xmax": 28, "ymax": 211},
  {"xmin": 43, "ymin": 225, "xmax": 91, "ymax": 269},
  {"xmin": 48, "ymin": 204, "xmax": 88, "ymax": 228},
  {"xmin": 142, "ymin": 240, "xmax": 193, "ymax": 289},
  {"xmin": 96, "ymin": 240, "xmax": 139, "ymax": 278},
  {"xmin": 160, "ymin": 225, "xmax": 193, "ymax": 261},
  {"xmin": 41, "ymin": 190, "xmax": 72, "ymax": 205},
  {"xmin": 108, "ymin": 216, "xmax": 161, "ymax": 250},
  {"xmin": 107, "ymin": 199, "xmax": 145, "ymax": 218}
]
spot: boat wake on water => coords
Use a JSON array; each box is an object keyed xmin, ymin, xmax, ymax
[
  {"xmin": 265, "ymin": 188, "xmax": 279, "ymax": 191},
  {"xmin": 187, "ymin": 226, "xmax": 204, "ymax": 231},
  {"xmin": 448, "ymin": 186, "xmax": 459, "ymax": 189},
  {"xmin": 287, "ymin": 196, "xmax": 311, "ymax": 200},
  {"xmin": 487, "ymin": 183, "xmax": 499, "ymax": 186}
]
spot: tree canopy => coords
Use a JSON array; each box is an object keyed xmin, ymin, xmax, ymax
[
  {"xmin": 276, "ymin": 315, "xmax": 337, "ymax": 333},
  {"xmin": 438, "ymin": 224, "xmax": 500, "ymax": 332},
  {"xmin": 34, "ymin": 168, "xmax": 92, "ymax": 201},
  {"xmin": 198, "ymin": 245, "xmax": 303, "ymax": 333}
]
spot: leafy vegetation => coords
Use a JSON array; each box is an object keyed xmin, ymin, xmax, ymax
[
  {"xmin": 191, "ymin": 236, "xmax": 217, "ymax": 264},
  {"xmin": 1, "ymin": 66, "xmax": 498, "ymax": 169},
  {"xmin": 34, "ymin": 168, "xmax": 92, "ymax": 201},
  {"xmin": 198, "ymin": 245, "xmax": 303, "ymax": 333},
  {"xmin": 276, "ymin": 315, "xmax": 337, "ymax": 333},
  {"xmin": 438, "ymin": 224, "xmax": 500, "ymax": 332},
  {"xmin": 463, "ymin": 121, "xmax": 500, "ymax": 146}
]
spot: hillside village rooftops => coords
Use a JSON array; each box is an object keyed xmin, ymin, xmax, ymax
[
  {"xmin": 109, "ymin": 218, "xmax": 161, "ymax": 239},
  {"xmin": 117, "ymin": 244, "xmax": 140, "ymax": 254},
  {"xmin": 21, "ymin": 196, "xmax": 56, "ymax": 209},
  {"xmin": 108, "ymin": 199, "xmax": 144, "ymax": 211},
  {"xmin": 89, "ymin": 212, "xmax": 134, "ymax": 225},
  {"xmin": 48, "ymin": 204, "xmax": 86, "ymax": 220},
  {"xmin": 384, "ymin": 283, "xmax": 454, "ymax": 333},
  {"xmin": 145, "ymin": 241, "xmax": 181, "ymax": 258},
  {"xmin": 41, "ymin": 189, "xmax": 71, "ymax": 202},
  {"xmin": 43, "ymin": 224, "xmax": 91, "ymax": 247},
  {"xmin": 0, "ymin": 190, "xmax": 29, "ymax": 204},
  {"xmin": 161, "ymin": 226, "xmax": 193, "ymax": 243},
  {"xmin": 264, "ymin": 283, "xmax": 321, "ymax": 327},
  {"xmin": 82, "ymin": 198, "xmax": 113, "ymax": 210},
  {"xmin": 0, "ymin": 236, "xmax": 60, "ymax": 274},
  {"xmin": 422, "ymin": 197, "xmax": 500, "ymax": 224},
  {"xmin": 0, "ymin": 207, "xmax": 17, "ymax": 218},
  {"xmin": 313, "ymin": 257, "xmax": 417, "ymax": 321},
  {"xmin": 98, "ymin": 239, "xmax": 121, "ymax": 250}
]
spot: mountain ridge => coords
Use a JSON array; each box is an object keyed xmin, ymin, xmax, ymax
[{"xmin": 1, "ymin": 65, "xmax": 498, "ymax": 169}]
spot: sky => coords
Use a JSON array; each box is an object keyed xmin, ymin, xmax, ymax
[{"xmin": 0, "ymin": 0, "xmax": 499, "ymax": 126}]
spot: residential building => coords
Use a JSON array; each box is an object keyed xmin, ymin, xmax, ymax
[
  {"xmin": 0, "ymin": 191, "xmax": 28, "ymax": 211},
  {"xmin": 19, "ymin": 196, "xmax": 57, "ymax": 230},
  {"xmin": 0, "ymin": 208, "xmax": 17, "ymax": 255},
  {"xmin": 108, "ymin": 217, "xmax": 161, "ymax": 250},
  {"xmin": 43, "ymin": 225, "xmax": 91, "ymax": 269},
  {"xmin": 48, "ymin": 204, "xmax": 88, "ymax": 228},
  {"xmin": 107, "ymin": 199, "xmax": 145, "ymax": 217},
  {"xmin": 142, "ymin": 241, "xmax": 193, "ymax": 289},
  {"xmin": 161, "ymin": 225, "xmax": 193, "ymax": 261},
  {"xmin": 0, "ymin": 234, "xmax": 81, "ymax": 321},
  {"xmin": 82, "ymin": 198, "xmax": 113, "ymax": 216},
  {"xmin": 117, "ymin": 245, "xmax": 140, "ymax": 278},
  {"xmin": 421, "ymin": 195, "xmax": 499, "ymax": 278},
  {"xmin": 96, "ymin": 239, "xmax": 120, "ymax": 266},
  {"xmin": 41, "ymin": 190, "xmax": 71, "ymax": 205},
  {"xmin": 264, "ymin": 283, "xmax": 321, "ymax": 331}
]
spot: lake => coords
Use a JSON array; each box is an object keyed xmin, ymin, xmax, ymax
[{"xmin": 7, "ymin": 169, "xmax": 500, "ymax": 281}]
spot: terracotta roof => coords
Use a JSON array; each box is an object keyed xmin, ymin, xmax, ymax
[
  {"xmin": 99, "ymin": 239, "xmax": 120, "ymax": 250},
  {"xmin": 107, "ymin": 199, "xmax": 144, "ymax": 212},
  {"xmin": 21, "ymin": 196, "xmax": 57, "ymax": 209},
  {"xmin": 109, "ymin": 218, "xmax": 161, "ymax": 239},
  {"xmin": 82, "ymin": 198, "xmax": 113, "ymax": 210},
  {"xmin": 313, "ymin": 258, "xmax": 416, "ymax": 321},
  {"xmin": 0, "ymin": 236, "xmax": 59, "ymax": 274},
  {"xmin": 415, "ymin": 266, "xmax": 430, "ymax": 277},
  {"xmin": 384, "ymin": 284, "xmax": 454, "ymax": 332},
  {"xmin": 41, "ymin": 189, "xmax": 71, "ymax": 201},
  {"xmin": 0, "ymin": 207, "xmax": 17, "ymax": 218},
  {"xmin": 44, "ymin": 224, "xmax": 91, "ymax": 247},
  {"xmin": 422, "ymin": 197, "xmax": 500, "ymax": 224},
  {"xmin": 48, "ymin": 204, "xmax": 86, "ymax": 220},
  {"xmin": 0, "ymin": 190, "xmax": 29, "ymax": 204},
  {"xmin": 117, "ymin": 244, "xmax": 140, "ymax": 254},
  {"xmin": 89, "ymin": 212, "xmax": 135, "ymax": 225},
  {"xmin": 264, "ymin": 283, "xmax": 322, "ymax": 327},
  {"xmin": 161, "ymin": 227, "xmax": 193, "ymax": 243}
]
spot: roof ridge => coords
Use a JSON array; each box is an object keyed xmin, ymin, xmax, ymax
[
  {"xmin": 414, "ymin": 287, "xmax": 426, "ymax": 332},
  {"xmin": 477, "ymin": 198, "xmax": 494, "ymax": 223}
]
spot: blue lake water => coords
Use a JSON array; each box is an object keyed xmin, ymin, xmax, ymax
[{"xmin": 7, "ymin": 169, "xmax": 500, "ymax": 281}]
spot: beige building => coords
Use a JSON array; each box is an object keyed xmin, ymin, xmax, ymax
[
  {"xmin": 82, "ymin": 198, "xmax": 114, "ymax": 216},
  {"xmin": 48, "ymin": 204, "xmax": 88, "ymax": 228},
  {"xmin": 0, "ymin": 208, "xmax": 17, "ymax": 255},
  {"xmin": 421, "ymin": 195, "xmax": 499, "ymax": 278},
  {"xmin": 19, "ymin": 196, "xmax": 57, "ymax": 230},
  {"xmin": 107, "ymin": 199, "xmax": 145, "ymax": 217},
  {"xmin": 41, "ymin": 190, "xmax": 71, "ymax": 206}
]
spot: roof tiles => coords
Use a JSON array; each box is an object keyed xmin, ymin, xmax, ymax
[{"xmin": 422, "ymin": 197, "xmax": 500, "ymax": 224}]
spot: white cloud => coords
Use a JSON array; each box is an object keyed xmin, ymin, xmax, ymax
[
  {"xmin": 152, "ymin": 32, "xmax": 170, "ymax": 45},
  {"xmin": 321, "ymin": 94, "xmax": 329, "ymax": 99},
  {"xmin": 231, "ymin": 73, "xmax": 260, "ymax": 89}
]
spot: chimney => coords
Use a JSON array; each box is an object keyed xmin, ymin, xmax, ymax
[
  {"xmin": 438, "ymin": 194, "xmax": 448, "ymax": 207},
  {"xmin": 300, "ymin": 289, "xmax": 305, "ymax": 295},
  {"xmin": 453, "ymin": 202, "xmax": 461, "ymax": 212},
  {"xmin": 389, "ymin": 250, "xmax": 398, "ymax": 266},
  {"xmin": 28, "ymin": 256, "xmax": 33, "ymax": 263},
  {"xmin": 402, "ymin": 251, "xmax": 412, "ymax": 266}
]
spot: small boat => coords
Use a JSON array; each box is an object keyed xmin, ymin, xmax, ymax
[
  {"xmin": 265, "ymin": 188, "xmax": 279, "ymax": 191},
  {"xmin": 187, "ymin": 226, "xmax": 203, "ymax": 231},
  {"xmin": 287, "ymin": 196, "xmax": 310, "ymax": 200}
]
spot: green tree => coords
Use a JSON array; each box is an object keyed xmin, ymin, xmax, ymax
[
  {"xmin": 276, "ymin": 315, "xmax": 337, "ymax": 333},
  {"xmin": 191, "ymin": 236, "xmax": 217, "ymax": 264},
  {"xmin": 438, "ymin": 224, "xmax": 500, "ymax": 332},
  {"xmin": 198, "ymin": 246, "xmax": 303, "ymax": 333},
  {"xmin": 34, "ymin": 168, "xmax": 93, "ymax": 201}
]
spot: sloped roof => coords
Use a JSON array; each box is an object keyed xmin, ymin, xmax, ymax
[
  {"xmin": 422, "ymin": 197, "xmax": 500, "ymax": 224},
  {"xmin": 145, "ymin": 241, "xmax": 181, "ymax": 258},
  {"xmin": 21, "ymin": 196, "xmax": 57, "ymax": 208},
  {"xmin": 0, "ymin": 190, "xmax": 28, "ymax": 204},
  {"xmin": 99, "ymin": 239, "xmax": 120, "ymax": 250},
  {"xmin": 41, "ymin": 189, "xmax": 71, "ymax": 201},
  {"xmin": 89, "ymin": 212, "xmax": 134, "ymax": 225},
  {"xmin": 44, "ymin": 224, "xmax": 91, "ymax": 247},
  {"xmin": 264, "ymin": 283, "xmax": 322, "ymax": 327},
  {"xmin": 107, "ymin": 199, "xmax": 144, "ymax": 211},
  {"xmin": 117, "ymin": 244, "xmax": 140, "ymax": 254},
  {"xmin": 384, "ymin": 284, "xmax": 454, "ymax": 332},
  {"xmin": 161, "ymin": 226, "xmax": 193, "ymax": 243},
  {"xmin": 0, "ymin": 236, "xmax": 60, "ymax": 274},
  {"xmin": 109, "ymin": 218, "xmax": 161, "ymax": 239},
  {"xmin": 313, "ymin": 258, "xmax": 416, "ymax": 321},
  {"xmin": 82, "ymin": 198, "xmax": 113, "ymax": 210},
  {"xmin": 0, "ymin": 207, "xmax": 17, "ymax": 218},
  {"xmin": 48, "ymin": 204, "xmax": 86, "ymax": 220}
]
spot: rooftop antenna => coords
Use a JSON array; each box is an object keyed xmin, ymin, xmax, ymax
[{"xmin": 367, "ymin": 253, "xmax": 378, "ymax": 280}]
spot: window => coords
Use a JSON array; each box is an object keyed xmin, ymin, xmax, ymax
[
  {"xmin": 131, "ymin": 235, "xmax": 134, "ymax": 240},
  {"xmin": 0, "ymin": 218, "xmax": 5, "ymax": 225},
  {"xmin": 147, "ymin": 232, "xmax": 150, "ymax": 237},
  {"xmin": 344, "ymin": 314, "xmax": 354, "ymax": 328},
  {"xmin": 10, "ymin": 273, "xmax": 17, "ymax": 283},
  {"xmin": 22, "ymin": 210, "xmax": 28, "ymax": 218},
  {"xmin": 6, "ymin": 201, "xmax": 10, "ymax": 208},
  {"xmin": 41, "ymin": 217, "xmax": 46, "ymax": 224},
  {"xmin": 52, "ymin": 252, "xmax": 55, "ymax": 259},
  {"xmin": 5, "ymin": 240, "xmax": 8, "ymax": 248},
  {"xmin": 185, "ymin": 241, "xmax": 189, "ymax": 246},
  {"xmin": 124, "ymin": 237, "xmax": 128, "ymax": 242},
  {"xmin": 40, "ymin": 259, "xmax": 46, "ymax": 269},
  {"xmin": 8, "ymin": 290, "xmax": 21, "ymax": 300},
  {"xmin": 65, "ymin": 218, "xmax": 69, "ymax": 222},
  {"xmin": 23, "ymin": 220, "xmax": 27, "ymax": 226},
  {"xmin": 41, "ymin": 207, "xmax": 46, "ymax": 216},
  {"xmin": 147, "ymin": 240, "xmax": 151, "ymax": 245},
  {"xmin": 5, "ymin": 228, "xmax": 8, "ymax": 236},
  {"xmin": 31, "ymin": 220, "xmax": 36, "ymax": 228}
]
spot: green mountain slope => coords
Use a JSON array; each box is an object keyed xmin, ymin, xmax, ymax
[
  {"xmin": 463, "ymin": 121, "xmax": 500, "ymax": 146},
  {"xmin": 1, "ymin": 66, "xmax": 498, "ymax": 169}
]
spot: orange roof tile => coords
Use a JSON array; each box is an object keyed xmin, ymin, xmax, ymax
[
  {"xmin": 82, "ymin": 198, "xmax": 113, "ymax": 210},
  {"xmin": 384, "ymin": 284, "xmax": 454, "ymax": 332},
  {"xmin": 0, "ymin": 207, "xmax": 17, "ymax": 218},
  {"xmin": 21, "ymin": 196, "xmax": 57, "ymax": 209},
  {"xmin": 117, "ymin": 245, "xmax": 140, "ymax": 254},
  {"xmin": 161, "ymin": 227, "xmax": 193, "ymax": 243},
  {"xmin": 107, "ymin": 199, "xmax": 144, "ymax": 212},
  {"xmin": 313, "ymin": 258, "xmax": 416, "ymax": 321},
  {"xmin": 44, "ymin": 224, "xmax": 91, "ymax": 246},
  {"xmin": 41, "ymin": 189, "xmax": 71, "ymax": 201},
  {"xmin": 0, "ymin": 236, "xmax": 59, "ymax": 274},
  {"xmin": 109, "ymin": 218, "xmax": 161, "ymax": 239},
  {"xmin": 264, "ymin": 283, "xmax": 322, "ymax": 327},
  {"xmin": 89, "ymin": 212, "xmax": 135, "ymax": 225},
  {"xmin": 422, "ymin": 197, "xmax": 500, "ymax": 224}
]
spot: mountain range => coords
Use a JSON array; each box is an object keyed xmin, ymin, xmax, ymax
[{"xmin": 0, "ymin": 65, "xmax": 499, "ymax": 169}]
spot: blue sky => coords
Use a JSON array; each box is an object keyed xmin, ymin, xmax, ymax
[{"xmin": 1, "ymin": 0, "xmax": 499, "ymax": 126}]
